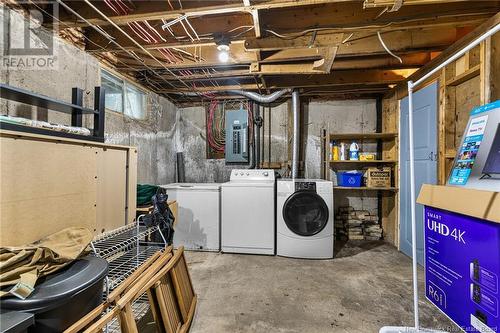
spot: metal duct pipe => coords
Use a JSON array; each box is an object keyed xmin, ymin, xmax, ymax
[
  {"xmin": 248, "ymin": 102, "xmax": 256, "ymax": 169},
  {"xmin": 254, "ymin": 104, "xmax": 261, "ymax": 168},
  {"xmin": 291, "ymin": 89, "xmax": 300, "ymax": 179},
  {"xmin": 227, "ymin": 89, "xmax": 291, "ymax": 104},
  {"xmin": 176, "ymin": 152, "xmax": 186, "ymax": 182}
]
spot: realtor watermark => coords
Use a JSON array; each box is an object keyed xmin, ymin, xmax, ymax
[{"xmin": 1, "ymin": 1, "xmax": 59, "ymax": 70}]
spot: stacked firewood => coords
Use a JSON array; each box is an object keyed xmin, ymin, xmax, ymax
[{"xmin": 336, "ymin": 207, "xmax": 383, "ymax": 241}]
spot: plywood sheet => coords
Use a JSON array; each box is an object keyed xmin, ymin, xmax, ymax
[
  {"xmin": 127, "ymin": 148, "xmax": 138, "ymax": 225},
  {"xmin": 0, "ymin": 137, "xmax": 97, "ymax": 246},
  {"xmin": 96, "ymin": 148, "xmax": 127, "ymax": 234},
  {"xmin": 455, "ymin": 75, "xmax": 481, "ymax": 146}
]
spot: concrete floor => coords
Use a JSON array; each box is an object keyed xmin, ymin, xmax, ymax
[{"xmin": 185, "ymin": 241, "xmax": 456, "ymax": 333}]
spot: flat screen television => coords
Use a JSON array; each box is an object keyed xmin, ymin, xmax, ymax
[{"xmin": 482, "ymin": 123, "xmax": 500, "ymax": 176}]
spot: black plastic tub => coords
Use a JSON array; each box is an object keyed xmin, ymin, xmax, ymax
[{"xmin": 1, "ymin": 256, "xmax": 108, "ymax": 333}]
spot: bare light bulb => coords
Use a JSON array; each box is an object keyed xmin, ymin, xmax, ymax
[
  {"xmin": 218, "ymin": 50, "xmax": 229, "ymax": 62},
  {"xmin": 217, "ymin": 44, "xmax": 230, "ymax": 63}
]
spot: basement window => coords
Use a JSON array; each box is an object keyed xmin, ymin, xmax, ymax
[{"xmin": 101, "ymin": 69, "xmax": 146, "ymax": 119}]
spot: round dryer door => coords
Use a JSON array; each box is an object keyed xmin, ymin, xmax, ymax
[{"xmin": 282, "ymin": 191, "xmax": 329, "ymax": 236}]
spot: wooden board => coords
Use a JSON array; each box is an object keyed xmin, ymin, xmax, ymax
[
  {"xmin": 127, "ymin": 148, "xmax": 138, "ymax": 224},
  {"xmin": 96, "ymin": 148, "xmax": 127, "ymax": 234},
  {"xmin": 455, "ymin": 75, "xmax": 481, "ymax": 146},
  {"xmin": 0, "ymin": 130, "xmax": 137, "ymax": 246},
  {"xmin": 381, "ymin": 94, "xmax": 399, "ymax": 248},
  {"xmin": 0, "ymin": 136, "xmax": 98, "ymax": 246},
  {"xmin": 490, "ymin": 33, "xmax": 500, "ymax": 101}
]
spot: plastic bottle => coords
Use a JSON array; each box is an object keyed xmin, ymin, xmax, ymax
[
  {"xmin": 349, "ymin": 141, "xmax": 360, "ymax": 160},
  {"xmin": 340, "ymin": 142, "xmax": 347, "ymax": 160},
  {"xmin": 332, "ymin": 141, "xmax": 339, "ymax": 161}
]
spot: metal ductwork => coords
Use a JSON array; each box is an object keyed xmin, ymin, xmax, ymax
[
  {"xmin": 291, "ymin": 89, "xmax": 300, "ymax": 179},
  {"xmin": 226, "ymin": 88, "xmax": 300, "ymax": 177},
  {"xmin": 227, "ymin": 89, "xmax": 291, "ymax": 104}
]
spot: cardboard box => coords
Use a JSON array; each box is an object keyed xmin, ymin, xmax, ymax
[
  {"xmin": 360, "ymin": 153, "xmax": 376, "ymax": 161},
  {"xmin": 417, "ymin": 184, "xmax": 500, "ymax": 223},
  {"xmin": 168, "ymin": 200, "xmax": 179, "ymax": 226},
  {"xmin": 366, "ymin": 167, "xmax": 391, "ymax": 188}
]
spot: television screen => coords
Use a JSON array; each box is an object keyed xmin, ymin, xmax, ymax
[{"xmin": 482, "ymin": 123, "xmax": 500, "ymax": 175}]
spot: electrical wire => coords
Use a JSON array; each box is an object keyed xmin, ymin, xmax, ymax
[
  {"xmin": 53, "ymin": 0, "xmax": 181, "ymax": 92},
  {"xmin": 96, "ymin": 0, "xmax": 221, "ymax": 93},
  {"xmin": 377, "ymin": 31, "xmax": 403, "ymax": 63},
  {"xmin": 262, "ymin": 9, "xmax": 494, "ymax": 40}
]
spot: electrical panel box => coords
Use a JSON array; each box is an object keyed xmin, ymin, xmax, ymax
[{"xmin": 225, "ymin": 108, "xmax": 249, "ymax": 164}]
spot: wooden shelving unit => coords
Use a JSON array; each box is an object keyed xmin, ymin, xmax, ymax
[
  {"xmin": 322, "ymin": 128, "xmax": 399, "ymax": 243},
  {"xmin": 329, "ymin": 132, "xmax": 398, "ymax": 140},
  {"xmin": 333, "ymin": 186, "xmax": 399, "ymax": 191},
  {"xmin": 329, "ymin": 160, "xmax": 397, "ymax": 164}
]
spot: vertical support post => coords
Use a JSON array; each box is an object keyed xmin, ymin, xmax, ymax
[
  {"xmin": 291, "ymin": 89, "xmax": 300, "ymax": 179},
  {"xmin": 376, "ymin": 96, "xmax": 383, "ymax": 232},
  {"xmin": 94, "ymin": 86, "xmax": 105, "ymax": 140},
  {"xmin": 407, "ymin": 80, "xmax": 420, "ymax": 330},
  {"xmin": 71, "ymin": 87, "xmax": 83, "ymax": 127}
]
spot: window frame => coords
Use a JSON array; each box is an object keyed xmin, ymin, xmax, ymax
[{"xmin": 101, "ymin": 69, "xmax": 147, "ymax": 120}]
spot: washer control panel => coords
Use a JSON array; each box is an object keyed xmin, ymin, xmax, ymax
[
  {"xmin": 229, "ymin": 169, "xmax": 275, "ymax": 182},
  {"xmin": 295, "ymin": 181, "xmax": 316, "ymax": 192}
]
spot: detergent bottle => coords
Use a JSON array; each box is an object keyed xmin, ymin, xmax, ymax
[
  {"xmin": 349, "ymin": 141, "xmax": 359, "ymax": 160},
  {"xmin": 332, "ymin": 141, "xmax": 339, "ymax": 161}
]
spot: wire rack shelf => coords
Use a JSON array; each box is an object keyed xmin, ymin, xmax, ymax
[
  {"xmin": 92, "ymin": 222, "xmax": 162, "ymax": 260},
  {"xmin": 106, "ymin": 245, "xmax": 160, "ymax": 291},
  {"xmin": 91, "ymin": 221, "xmax": 167, "ymax": 332}
]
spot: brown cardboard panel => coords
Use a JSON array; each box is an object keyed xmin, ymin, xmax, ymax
[
  {"xmin": 96, "ymin": 148, "xmax": 127, "ymax": 234},
  {"xmin": 127, "ymin": 148, "xmax": 138, "ymax": 225},
  {"xmin": 417, "ymin": 184, "xmax": 500, "ymax": 223},
  {"xmin": 0, "ymin": 137, "xmax": 98, "ymax": 246},
  {"xmin": 0, "ymin": 132, "xmax": 138, "ymax": 246},
  {"xmin": 169, "ymin": 201, "xmax": 178, "ymax": 227}
]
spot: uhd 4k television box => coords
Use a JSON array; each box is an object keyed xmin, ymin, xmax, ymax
[{"xmin": 366, "ymin": 167, "xmax": 391, "ymax": 188}]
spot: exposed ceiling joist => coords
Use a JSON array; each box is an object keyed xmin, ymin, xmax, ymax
[
  {"xmin": 390, "ymin": 11, "xmax": 500, "ymax": 98},
  {"xmin": 363, "ymin": 0, "xmax": 474, "ymax": 8},
  {"xmin": 245, "ymin": 34, "xmax": 344, "ymax": 51},
  {"xmin": 60, "ymin": 0, "xmax": 354, "ymax": 28},
  {"xmin": 156, "ymin": 68, "xmax": 413, "ymax": 92},
  {"xmin": 243, "ymin": 0, "xmax": 261, "ymax": 38},
  {"xmin": 84, "ymin": 15, "xmax": 484, "ymax": 53}
]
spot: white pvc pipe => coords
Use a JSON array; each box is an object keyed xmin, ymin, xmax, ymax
[
  {"xmin": 407, "ymin": 81, "xmax": 419, "ymax": 330},
  {"xmin": 405, "ymin": 22, "xmax": 500, "ymax": 331}
]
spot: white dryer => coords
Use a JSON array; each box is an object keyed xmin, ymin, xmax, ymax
[{"xmin": 277, "ymin": 179, "xmax": 334, "ymax": 259}]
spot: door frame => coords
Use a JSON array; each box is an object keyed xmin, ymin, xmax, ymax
[{"xmin": 397, "ymin": 79, "xmax": 440, "ymax": 253}]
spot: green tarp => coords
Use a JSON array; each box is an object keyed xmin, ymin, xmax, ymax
[{"xmin": 137, "ymin": 184, "xmax": 160, "ymax": 206}]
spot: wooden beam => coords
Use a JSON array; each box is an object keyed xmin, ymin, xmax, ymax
[
  {"xmin": 61, "ymin": 0, "xmax": 353, "ymax": 28},
  {"xmin": 363, "ymin": 0, "xmax": 476, "ymax": 8},
  {"xmin": 243, "ymin": 0, "xmax": 261, "ymax": 38},
  {"xmin": 389, "ymin": 11, "xmax": 500, "ymax": 98},
  {"xmin": 87, "ymin": 25, "xmax": 464, "ymax": 70},
  {"xmin": 144, "ymin": 52, "xmax": 432, "ymax": 83},
  {"xmin": 84, "ymin": 13, "xmax": 483, "ymax": 53},
  {"xmin": 250, "ymin": 47, "xmax": 338, "ymax": 74},
  {"xmin": 245, "ymin": 34, "xmax": 343, "ymax": 51},
  {"xmin": 156, "ymin": 69, "xmax": 412, "ymax": 92},
  {"xmin": 259, "ymin": 1, "xmax": 498, "ymax": 31}
]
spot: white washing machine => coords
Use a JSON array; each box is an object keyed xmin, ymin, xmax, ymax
[
  {"xmin": 221, "ymin": 169, "xmax": 275, "ymax": 255},
  {"xmin": 161, "ymin": 183, "xmax": 221, "ymax": 251},
  {"xmin": 277, "ymin": 179, "xmax": 334, "ymax": 259}
]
